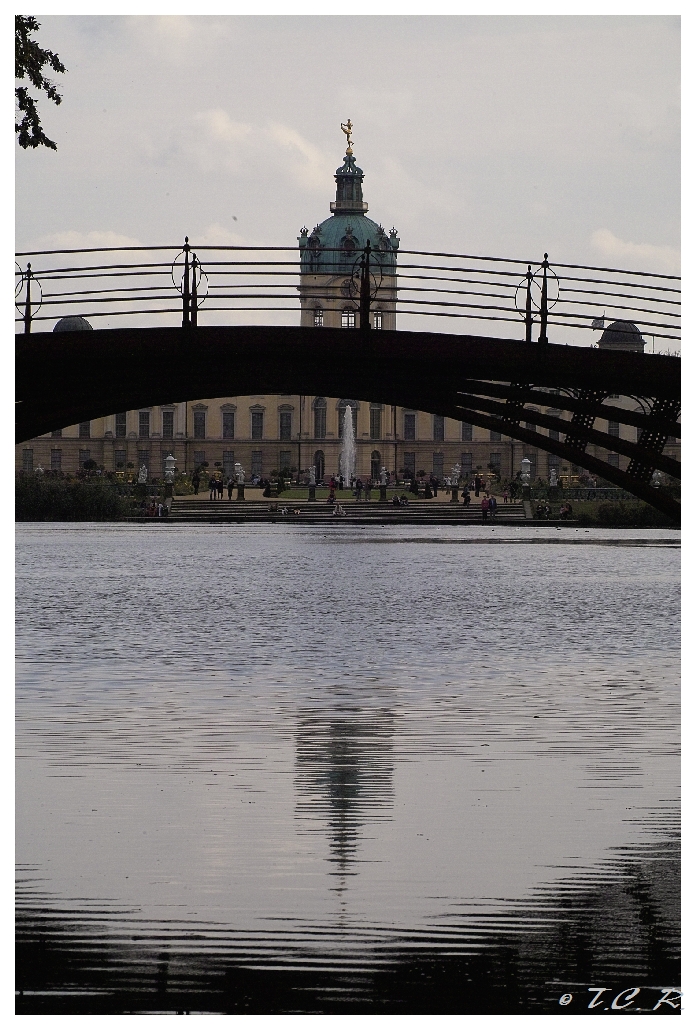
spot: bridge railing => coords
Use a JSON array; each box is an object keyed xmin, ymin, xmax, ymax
[{"xmin": 15, "ymin": 242, "xmax": 680, "ymax": 350}]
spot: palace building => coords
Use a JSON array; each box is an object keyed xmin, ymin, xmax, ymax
[{"xmin": 16, "ymin": 129, "xmax": 680, "ymax": 485}]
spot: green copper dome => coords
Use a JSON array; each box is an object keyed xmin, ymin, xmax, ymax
[{"xmin": 299, "ymin": 148, "xmax": 399, "ymax": 276}]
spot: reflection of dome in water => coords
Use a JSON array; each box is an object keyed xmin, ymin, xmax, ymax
[
  {"xmin": 597, "ymin": 320, "xmax": 645, "ymax": 352},
  {"xmin": 53, "ymin": 315, "xmax": 93, "ymax": 332}
]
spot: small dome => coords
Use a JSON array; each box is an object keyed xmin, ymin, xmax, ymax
[
  {"xmin": 53, "ymin": 315, "xmax": 93, "ymax": 332},
  {"xmin": 597, "ymin": 320, "xmax": 645, "ymax": 352}
]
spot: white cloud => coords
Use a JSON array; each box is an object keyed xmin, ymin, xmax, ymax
[
  {"xmin": 267, "ymin": 123, "xmax": 327, "ymax": 191},
  {"xmin": 187, "ymin": 111, "xmax": 329, "ymax": 193},
  {"xmin": 30, "ymin": 230, "xmax": 141, "ymax": 251},
  {"xmin": 195, "ymin": 109, "xmax": 253, "ymax": 146},
  {"xmin": 590, "ymin": 229, "xmax": 680, "ymax": 275},
  {"xmin": 195, "ymin": 223, "xmax": 252, "ymax": 247}
]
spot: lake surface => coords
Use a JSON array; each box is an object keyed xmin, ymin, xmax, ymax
[{"xmin": 16, "ymin": 524, "xmax": 681, "ymax": 1014}]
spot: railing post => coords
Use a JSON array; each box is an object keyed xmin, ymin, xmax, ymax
[
  {"xmin": 182, "ymin": 237, "xmax": 191, "ymax": 328},
  {"xmin": 538, "ymin": 252, "xmax": 549, "ymax": 345},
  {"xmin": 360, "ymin": 240, "xmax": 371, "ymax": 331},
  {"xmin": 24, "ymin": 263, "xmax": 32, "ymax": 334},
  {"xmin": 191, "ymin": 253, "xmax": 198, "ymax": 329},
  {"xmin": 525, "ymin": 264, "xmax": 533, "ymax": 343}
]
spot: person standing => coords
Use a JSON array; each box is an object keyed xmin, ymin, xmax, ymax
[
  {"xmin": 489, "ymin": 494, "xmax": 497, "ymax": 518},
  {"xmin": 227, "ymin": 477, "xmax": 234, "ymax": 500},
  {"xmin": 356, "ymin": 478, "xmax": 363, "ymax": 501},
  {"xmin": 481, "ymin": 494, "xmax": 489, "ymax": 520},
  {"xmin": 192, "ymin": 471, "xmax": 200, "ymax": 495}
]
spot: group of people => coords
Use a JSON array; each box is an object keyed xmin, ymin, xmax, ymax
[
  {"xmin": 480, "ymin": 493, "xmax": 498, "ymax": 519},
  {"xmin": 391, "ymin": 494, "xmax": 410, "ymax": 507},
  {"xmin": 534, "ymin": 501, "xmax": 574, "ymax": 520},
  {"xmin": 141, "ymin": 500, "xmax": 167, "ymax": 517}
]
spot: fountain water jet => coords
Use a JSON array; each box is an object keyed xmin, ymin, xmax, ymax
[{"xmin": 340, "ymin": 405, "xmax": 356, "ymax": 486}]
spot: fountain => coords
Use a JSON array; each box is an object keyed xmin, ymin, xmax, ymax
[{"xmin": 339, "ymin": 405, "xmax": 356, "ymax": 487}]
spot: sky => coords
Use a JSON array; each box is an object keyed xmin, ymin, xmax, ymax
[{"xmin": 16, "ymin": 14, "xmax": 680, "ymax": 270}]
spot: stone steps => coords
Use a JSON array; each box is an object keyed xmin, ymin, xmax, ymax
[{"xmin": 162, "ymin": 498, "xmax": 528, "ymax": 524}]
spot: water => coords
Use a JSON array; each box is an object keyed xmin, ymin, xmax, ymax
[{"xmin": 16, "ymin": 524, "xmax": 680, "ymax": 1014}]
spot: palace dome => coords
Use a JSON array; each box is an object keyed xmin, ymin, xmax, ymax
[
  {"xmin": 53, "ymin": 315, "xmax": 93, "ymax": 332},
  {"xmin": 299, "ymin": 147, "xmax": 399, "ymax": 276},
  {"xmin": 597, "ymin": 320, "xmax": 645, "ymax": 352}
]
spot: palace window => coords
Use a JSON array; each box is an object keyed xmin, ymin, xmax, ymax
[
  {"xmin": 194, "ymin": 450, "xmax": 205, "ymax": 466},
  {"xmin": 193, "ymin": 411, "xmax": 206, "ymax": 439},
  {"xmin": 115, "ymin": 412, "xmax": 127, "ymax": 438},
  {"xmin": 433, "ymin": 414, "xmax": 445, "ymax": 441},
  {"xmin": 138, "ymin": 449, "xmax": 149, "ymax": 469},
  {"xmin": 223, "ymin": 451, "xmax": 235, "ymax": 478},
  {"xmin": 115, "ymin": 449, "xmax": 126, "ymax": 468},
  {"xmin": 22, "ymin": 448, "xmax": 33, "ymax": 472},
  {"xmin": 461, "ymin": 422, "xmax": 473, "ymax": 441},
  {"xmin": 370, "ymin": 450, "xmax": 381, "ymax": 480},
  {"xmin": 313, "ymin": 450, "xmax": 325, "ymax": 482},
  {"xmin": 490, "ymin": 429, "xmax": 501, "ymax": 442},
  {"xmin": 370, "ymin": 406, "xmax": 382, "ymax": 440},
  {"xmin": 251, "ymin": 450, "xmax": 263, "ymax": 477},
  {"xmin": 403, "ymin": 452, "xmax": 416, "ymax": 477},
  {"xmin": 279, "ymin": 450, "xmax": 292, "ymax": 472},
  {"xmin": 78, "ymin": 449, "xmax": 90, "ymax": 466},
  {"xmin": 404, "ymin": 413, "xmax": 416, "ymax": 440},
  {"xmin": 222, "ymin": 411, "xmax": 235, "ymax": 440},
  {"xmin": 251, "ymin": 411, "xmax": 264, "ymax": 440},
  {"xmin": 461, "ymin": 452, "xmax": 473, "ymax": 477},
  {"xmin": 608, "ymin": 420, "xmax": 620, "ymax": 437},
  {"xmin": 51, "ymin": 429, "xmax": 62, "ymax": 438},
  {"xmin": 433, "ymin": 452, "xmax": 444, "ymax": 480},
  {"xmin": 373, "ymin": 310, "xmax": 383, "ymax": 329},
  {"xmin": 50, "ymin": 449, "xmax": 62, "ymax": 471},
  {"xmin": 139, "ymin": 411, "xmax": 150, "ymax": 438},
  {"xmin": 341, "ymin": 307, "xmax": 356, "ymax": 328},
  {"xmin": 525, "ymin": 420, "xmax": 536, "ymax": 432},
  {"xmin": 314, "ymin": 307, "xmax": 323, "ymax": 327},
  {"xmin": 162, "ymin": 410, "xmax": 174, "ymax": 438},
  {"xmin": 489, "ymin": 452, "xmax": 502, "ymax": 474},
  {"xmin": 313, "ymin": 398, "xmax": 327, "ymax": 439},
  {"xmin": 607, "ymin": 452, "xmax": 620, "ymax": 467},
  {"xmin": 79, "ymin": 421, "xmax": 90, "ymax": 439},
  {"xmin": 548, "ymin": 428, "xmax": 559, "ymax": 441},
  {"xmin": 279, "ymin": 411, "xmax": 292, "ymax": 440}
]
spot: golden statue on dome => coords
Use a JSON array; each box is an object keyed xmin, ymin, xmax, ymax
[{"xmin": 341, "ymin": 119, "xmax": 353, "ymax": 154}]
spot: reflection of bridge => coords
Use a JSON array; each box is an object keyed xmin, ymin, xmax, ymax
[{"xmin": 17, "ymin": 323, "xmax": 680, "ymax": 519}]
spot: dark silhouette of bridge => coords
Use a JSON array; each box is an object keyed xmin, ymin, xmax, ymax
[{"xmin": 16, "ymin": 323, "xmax": 680, "ymax": 520}]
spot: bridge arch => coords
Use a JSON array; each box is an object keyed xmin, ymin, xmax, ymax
[{"xmin": 16, "ymin": 324, "xmax": 680, "ymax": 518}]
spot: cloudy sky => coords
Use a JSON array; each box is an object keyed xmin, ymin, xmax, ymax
[{"xmin": 15, "ymin": 14, "xmax": 680, "ymax": 343}]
